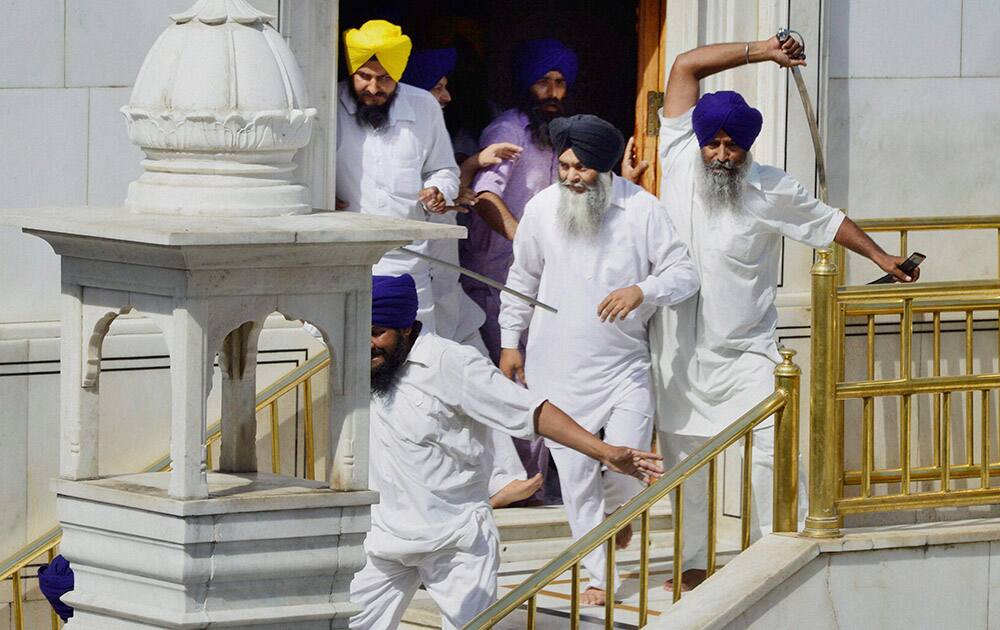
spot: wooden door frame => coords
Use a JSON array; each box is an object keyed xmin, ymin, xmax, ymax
[{"xmin": 633, "ymin": 0, "xmax": 667, "ymax": 194}]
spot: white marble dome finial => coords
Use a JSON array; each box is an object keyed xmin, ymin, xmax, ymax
[
  {"xmin": 122, "ymin": 0, "xmax": 315, "ymax": 217},
  {"xmin": 171, "ymin": 0, "xmax": 275, "ymax": 25}
]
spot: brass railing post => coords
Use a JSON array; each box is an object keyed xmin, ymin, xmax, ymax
[
  {"xmin": 804, "ymin": 249, "xmax": 842, "ymax": 538},
  {"xmin": 773, "ymin": 347, "xmax": 801, "ymax": 533}
]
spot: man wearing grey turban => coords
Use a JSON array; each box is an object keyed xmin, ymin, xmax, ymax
[{"xmin": 499, "ymin": 114, "xmax": 700, "ymax": 605}]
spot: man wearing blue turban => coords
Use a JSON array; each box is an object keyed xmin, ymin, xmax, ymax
[
  {"xmin": 458, "ymin": 38, "xmax": 579, "ymax": 505},
  {"xmin": 350, "ymin": 275, "xmax": 664, "ymax": 629},
  {"xmin": 402, "ymin": 47, "xmax": 458, "ymax": 104},
  {"xmin": 644, "ymin": 36, "xmax": 920, "ymax": 592}
]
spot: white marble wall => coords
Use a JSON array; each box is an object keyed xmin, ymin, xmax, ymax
[
  {"xmin": 827, "ymin": 0, "xmax": 1000, "ymax": 232},
  {"xmin": 730, "ymin": 540, "xmax": 1000, "ymax": 629}
]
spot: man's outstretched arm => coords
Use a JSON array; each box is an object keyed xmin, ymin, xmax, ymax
[
  {"xmin": 534, "ymin": 401, "xmax": 663, "ymax": 482},
  {"xmin": 664, "ymin": 37, "xmax": 806, "ymax": 118},
  {"xmin": 834, "ymin": 218, "xmax": 920, "ymax": 283}
]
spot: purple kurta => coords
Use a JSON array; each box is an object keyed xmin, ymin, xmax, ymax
[
  {"xmin": 459, "ymin": 107, "xmax": 559, "ymax": 504},
  {"xmin": 460, "ymin": 108, "xmax": 558, "ymax": 361}
]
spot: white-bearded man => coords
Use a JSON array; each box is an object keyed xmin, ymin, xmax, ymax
[
  {"xmin": 647, "ymin": 35, "xmax": 919, "ymax": 592},
  {"xmin": 498, "ymin": 115, "xmax": 700, "ymax": 605}
]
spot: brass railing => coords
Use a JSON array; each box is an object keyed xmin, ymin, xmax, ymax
[
  {"xmin": 854, "ymin": 215, "xmax": 1000, "ymax": 274},
  {"xmin": 0, "ymin": 350, "xmax": 331, "ymax": 629},
  {"xmin": 466, "ymin": 350, "xmax": 801, "ymax": 629},
  {"xmin": 808, "ymin": 216, "xmax": 1000, "ymax": 537}
]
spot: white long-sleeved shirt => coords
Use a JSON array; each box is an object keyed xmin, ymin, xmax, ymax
[
  {"xmin": 367, "ymin": 334, "xmax": 546, "ymax": 561},
  {"xmin": 498, "ymin": 175, "xmax": 699, "ymax": 434},
  {"xmin": 336, "ymin": 82, "xmax": 460, "ymax": 277},
  {"xmin": 652, "ymin": 107, "xmax": 846, "ymax": 435}
]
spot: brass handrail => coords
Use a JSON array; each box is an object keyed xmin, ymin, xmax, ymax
[
  {"xmin": 848, "ymin": 215, "xmax": 1000, "ymax": 279},
  {"xmin": 0, "ymin": 349, "xmax": 331, "ymax": 629},
  {"xmin": 810, "ymin": 218, "xmax": 1000, "ymax": 535},
  {"xmin": 855, "ymin": 215, "xmax": 1000, "ymax": 231},
  {"xmin": 465, "ymin": 351, "xmax": 800, "ymax": 629}
]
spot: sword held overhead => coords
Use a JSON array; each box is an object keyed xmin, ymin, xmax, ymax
[{"xmin": 777, "ymin": 27, "xmax": 828, "ymax": 204}]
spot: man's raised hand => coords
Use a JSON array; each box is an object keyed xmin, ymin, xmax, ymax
[
  {"xmin": 598, "ymin": 285, "xmax": 645, "ymax": 322},
  {"xmin": 419, "ymin": 186, "xmax": 447, "ymax": 213},
  {"xmin": 602, "ymin": 445, "xmax": 664, "ymax": 483},
  {"xmin": 765, "ymin": 34, "xmax": 807, "ymax": 68},
  {"xmin": 621, "ymin": 136, "xmax": 650, "ymax": 185},
  {"xmin": 478, "ymin": 142, "xmax": 523, "ymax": 168}
]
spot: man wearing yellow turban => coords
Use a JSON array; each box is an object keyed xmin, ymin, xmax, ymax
[
  {"xmin": 343, "ymin": 19, "xmax": 412, "ymax": 82},
  {"xmin": 336, "ymin": 19, "xmax": 461, "ymax": 335}
]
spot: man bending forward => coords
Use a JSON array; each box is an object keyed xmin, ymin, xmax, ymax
[{"xmin": 349, "ymin": 275, "xmax": 662, "ymax": 629}]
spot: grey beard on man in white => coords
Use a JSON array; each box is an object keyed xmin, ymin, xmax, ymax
[
  {"xmin": 557, "ymin": 172, "xmax": 613, "ymax": 238},
  {"xmin": 696, "ymin": 152, "xmax": 752, "ymax": 213}
]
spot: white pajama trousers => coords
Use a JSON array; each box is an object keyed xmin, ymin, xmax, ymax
[
  {"xmin": 349, "ymin": 528, "xmax": 500, "ymax": 630},
  {"xmin": 657, "ymin": 426, "xmax": 806, "ymax": 571},
  {"xmin": 549, "ymin": 407, "xmax": 652, "ymax": 591}
]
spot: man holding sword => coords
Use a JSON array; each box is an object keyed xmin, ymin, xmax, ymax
[{"xmin": 645, "ymin": 31, "xmax": 920, "ymax": 592}]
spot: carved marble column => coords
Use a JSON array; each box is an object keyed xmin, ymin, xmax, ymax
[{"xmin": 0, "ymin": 1, "xmax": 462, "ymax": 627}]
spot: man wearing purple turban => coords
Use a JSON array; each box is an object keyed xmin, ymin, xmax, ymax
[
  {"xmin": 458, "ymin": 38, "xmax": 579, "ymax": 504},
  {"xmin": 645, "ymin": 36, "xmax": 919, "ymax": 592},
  {"xmin": 38, "ymin": 554, "xmax": 74, "ymax": 621},
  {"xmin": 350, "ymin": 275, "xmax": 664, "ymax": 629}
]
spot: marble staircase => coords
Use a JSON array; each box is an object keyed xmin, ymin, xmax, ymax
[{"xmin": 400, "ymin": 501, "xmax": 744, "ymax": 629}]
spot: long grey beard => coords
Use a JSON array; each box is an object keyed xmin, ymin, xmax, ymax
[
  {"xmin": 696, "ymin": 153, "xmax": 752, "ymax": 214},
  {"xmin": 557, "ymin": 172, "xmax": 613, "ymax": 238}
]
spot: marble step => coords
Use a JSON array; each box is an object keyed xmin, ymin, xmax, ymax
[
  {"xmin": 494, "ymin": 501, "xmax": 674, "ymax": 543},
  {"xmin": 495, "ymin": 501, "xmax": 674, "ymax": 564},
  {"xmin": 401, "ymin": 520, "xmax": 744, "ymax": 629}
]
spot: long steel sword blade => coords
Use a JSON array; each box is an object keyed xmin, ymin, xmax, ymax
[
  {"xmin": 789, "ymin": 67, "xmax": 828, "ymax": 204},
  {"xmin": 399, "ymin": 246, "xmax": 558, "ymax": 314},
  {"xmin": 778, "ymin": 27, "xmax": 829, "ymax": 204}
]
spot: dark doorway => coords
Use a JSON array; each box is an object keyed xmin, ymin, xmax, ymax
[{"xmin": 340, "ymin": 0, "xmax": 640, "ymax": 149}]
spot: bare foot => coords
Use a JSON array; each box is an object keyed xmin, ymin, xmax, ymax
[
  {"xmin": 614, "ymin": 521, "xmax": 633, "ymax": 550},
  {"xmin": 489, "ymin": 473, "xmax": 544, "ymax": 509},
  {"xmin": 580, "ymin": 586, "xmax": 606, "ymax": 606},
  {"xmin": 662, "ymin": 569, "xmax": 708, "ymax": 593}
]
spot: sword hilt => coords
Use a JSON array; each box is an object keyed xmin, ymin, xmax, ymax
[{"xmin": 776, "ymin": 27, "xmax": 807, "ymax": 60}]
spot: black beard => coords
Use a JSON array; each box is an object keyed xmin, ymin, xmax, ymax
[
  {"xmin": 370, "ymin": 330, "xmax": 412, "ymax": 397},
  {"xmin": 520, "ymin": 96, "xmax": 564, "ymax": 150},
  {"xmin": 352, "ymin": 89, "xmax": 398, "ymax": 130}
]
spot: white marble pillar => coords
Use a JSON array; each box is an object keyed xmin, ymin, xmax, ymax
[{"xmin": 0, "ymin": 1, "xmax": 463, "ymax": 626}]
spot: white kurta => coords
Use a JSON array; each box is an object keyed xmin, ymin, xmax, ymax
[
  {"xmin": 336, "ymin": 82, "xmax": 460, "ymax": 332},
  {"xmin": 652, "ymin": 107, "xmax": 846, "ymax": 437},
  {"xmin": 364, "ymin": 334, "xmax": 544, "ymax": 559},
  {"xmin": 499, "ymin": 175, "xmax": 698, "ymax": 590},
  {"xmin": 351, "ymin": 334, "xmax": 546, "ymax": 629},
  {"xmin": 423, "ymin": 228, "xmax": 528, "ymax": 498},
  {"xmin": 499, "ymin": 175, "xmax": 700, "ymax": 437},
  {"xmin": 427, "ymin": 210, "xmax": 487, "ymax": 344}
]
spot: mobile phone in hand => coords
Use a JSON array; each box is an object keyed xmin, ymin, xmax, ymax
[{"xmin": 868, "ymin": 252, "xmax": 925, "ymax": 285}]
